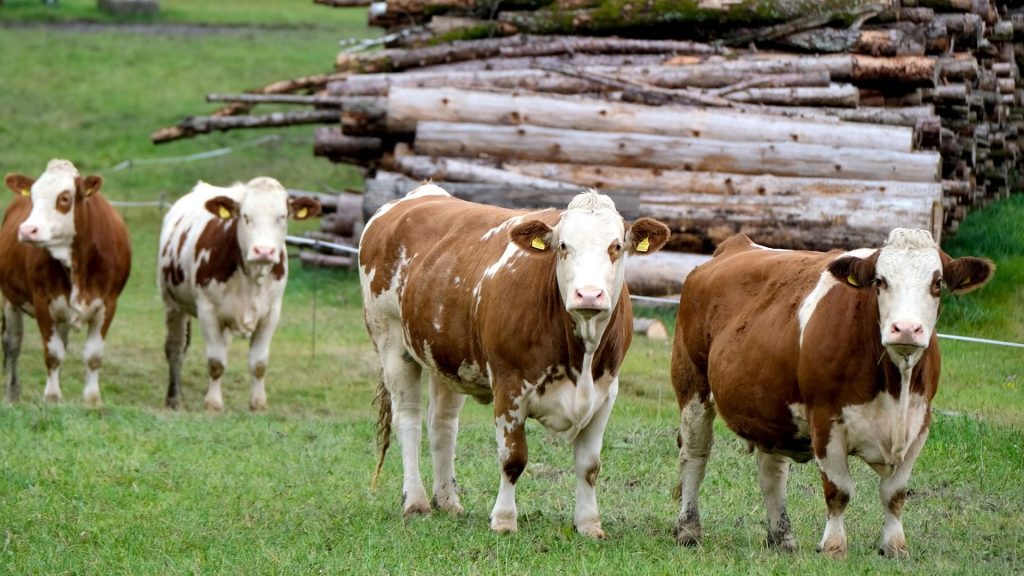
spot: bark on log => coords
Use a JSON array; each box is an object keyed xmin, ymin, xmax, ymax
[
  {"xmin": 774, "ymin": 104, "xmax": 936, "ymax": 126},
  {"xmin": 495, "ymin": 0, "xmax": 893, "ymax": 35},
  {"xmin": 625, "ymin": 252, "xmax": 710, "ymax": 297},
  {"xmin": 387, "ymin": 87, "xmax": 914, "ymax": 150},
  {"xmin": 724, "ymin": 83, "xmax": 859, "ymax": 107},
  {"xmin": 152, "ymin": 109, "xmax": 339, "ymax": 143},
  {"xmin": 340, "ymin": 96, "xmax": 390, "ymax": 137},
  {"xmin": 413, "ymin": 121, "xmax": 941, "ymax": 182},
  {"xmin": 394, "ymin": 155, "xmax": 583, "ymax": 190},
  {"xmin": 502, "ymin": 162, "xmax": 944, "ymax": 199},
  {"xmin": 313, "ymin": 127, "xmax": 385, "ymax": 160},
  {"xmin": 205, "ymin": 93, "xmax": 345, "ymax": 106}
]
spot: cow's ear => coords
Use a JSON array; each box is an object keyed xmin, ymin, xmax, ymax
[
  {"xmin": 205, "ymin": 196, "xmax": 239, "ymax": 220},
  {"xmin": 627, "ymin": 217, "xmax": 670, "ymax": 255},
  {"xmin": 289, "ymin": 197, "xmax": 322, "ymax": 221},
  {"xmin": 5, "ymin": 174, "xmax": 34, "ymax": 197},
  {"xmin": 943, "ymin": 256, "xmax": 995, "ymax": 294},
  {"xmin": 510, "ymin": 219, "xmax": 553, "ymax": 254},
  {"xmin": 76, "ymin": 175, "xmax": 103, "ymax": 198},
  {"xmin": 828, "ymin": 254, "xmax": 876, "ymax": 289}
]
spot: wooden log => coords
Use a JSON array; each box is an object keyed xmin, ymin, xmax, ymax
[
  {"xmin": 494, "ymin": 0, "xmax": 893, "ymax": 35},
  {"xmin": 387, "ymin": 87, "xmax": 915, "ymax": 150},
  {"xmin": 152, "ymin": 109, "xmax": 338, "ymax": 143},
  {"xmin": 625, "ymin": 252, "xmax": 710, "ymax": 297},
  {"xmin": 413, "ymin": 121, "xmax": 942, "ymax": 182},
  {"xmin": 770, "ymin": 104, "xmax": 935, "ymax": 126},
  {"xmin": 632, "ymin": 317, "xmax": 671, "ymax": 339},
  {"xmin": 340, "ymin": 96, "xmax": 389, "ymax": 137},
  {"xmin": 405, "ymin": 53, "xmax": 671, "ymax": 75},
  {"xmin": 336, "ymin": 35, "xmax": 723, "ymax": 73},
  {"xmin": 394, "ymin": 155, "xmax": 582, "ymax": 190},
  {"xmin": 313, "ymin": 127, "xmax": 384, "ymax": 160},
  {"xmin": 938, "ymin": 55, "xmax": 979, "ymax": 81},
  {"xmin": 724, "ymin": 83, "xmax": 859, "ymax": 107},
  {"xmin": 502, "ymin": 162, "xmax": 945, "ymax": 199},
  {"xmin": 206, "ymin": 93, "xmax": 344, "ymax": 106}
]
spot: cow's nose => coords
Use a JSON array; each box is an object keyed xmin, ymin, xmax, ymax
[
  {"xmin": 573, "ymin": 286, "xmax": 606, "ymax": 309},
  {"xmin": 251, "ymin": 245, "xmax": 277, "ymax": 262},
  {"xmin": 889, "ymin": 321, "xmax": 925, "ymax": 345},
  {"xmin": 18, "ymin": 224, "xmax": 39, "ymax": 241}
]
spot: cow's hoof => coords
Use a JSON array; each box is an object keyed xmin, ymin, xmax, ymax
[
  {"xmin": 83, "ymin": 391, "xmax": 102, "ymax": 407},
  {"xmin": 575, "ymin": 522, "xmax": 606, "ymax": 540},
  {"xmin": 879, "ymin": 538, "xmax": 909, "ymax": 559},
  {"xmin": 431, "ymin": 496, "xmax": 464, "ymax": 515},
  {"xmin": 817, "ymin": 538, "xmax": 847, "ymax": 559},
  {"xmin": 767, "ymin": 531, "xmax": 797, "ymax": 553},
  {"xmin": 673, "ymin": 523, "xmax": 702, "ymax": 547},
  {"xmin": 489, "ymin": 516, "xmax": 520, "ymax": 532},
  {"xmin": 249, "ymin": 399, "xmax": 267, "ymax": 411},
  {"xmin": 44, "ymin": 392, "xmax": 62, "ymax": 403},
  {"xmin": 166, "ymin": 396, "xmax": 182, "ymax": 410},
  {"xmin": 204, "ymin": 399, "xmax": 224, "ymax": 412},
  {"xmin": 402, "ymin": 501, "xmax": 431, "ymax": 519}
]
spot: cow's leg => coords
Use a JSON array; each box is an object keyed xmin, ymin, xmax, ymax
[
  {"xmin": 572, "ymin": 377, "xmax": 618, "ymax": 539},
  {"xmin": 491, "ymin": 388, "xmax": 527, "ymax": 533},
  {"xmin": 757, "ymin": 450, "xmax": 796, "ymax": 552},
  {"xmin": 672, "ymin": 351, "xmax": 715, "ymax": 546},
  {"xmin": 3, "ymin": 304, "xmax": 24, "ymax": 402},
  {"xmin": 247, "ymin": 308, "xmax": 280, "ymax": 411},
  {"xmin": 199, "ymin": 312, "xmax": 232, "ymax": 412},
  {"xmin": 813, "ymin": 416, "xmax": 852, "ymax": 558},
  {"xmin": 81, "ymin": 303, "xmax": 113, "ymax": 407},
  {"xmin": 876, "ymin": 427, "xmax": 929, "ymax": 558},
  {"xmin": 164, "ymin": 307, "xmax": 189, "ymax": 409},
  {"xmin": 428, "ymin": 373, "xmax": 466, "ymax": 514},
  {"xmin": 386, "ymin": 345, "xmax": 428, "ymax": 517},
  {"xmin": 37, "ymin": 312, "xmax": 65, "ymax": 403}
]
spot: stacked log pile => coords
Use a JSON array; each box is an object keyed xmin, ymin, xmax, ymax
[{"xmin": 153, "ymin": 0, "xmax": 1024, "ymax": 273}]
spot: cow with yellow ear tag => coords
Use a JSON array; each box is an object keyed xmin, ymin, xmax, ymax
[{"xmin": 158, "ymin": 177, "xmax": 321, "ymax": 412}]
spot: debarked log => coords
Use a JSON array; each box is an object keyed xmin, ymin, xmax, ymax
[
  {"xmin": 387, "ymin": 87, "xmax": 914, "ymax": 150},
  {"xmin": 412, "ymin": 121, "xmax": 942, "ymax": 182},
  {"xmin": 625, "ymin": 252, "xmax": 711, "ymax": 297}
]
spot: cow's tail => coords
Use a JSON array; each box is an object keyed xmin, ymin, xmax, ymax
[{"xmin": 370, "ymin": 369, "xmax": 392, "ymax": 490}]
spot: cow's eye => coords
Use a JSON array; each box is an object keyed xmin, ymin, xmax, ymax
[
  {"xmin": 559, "ymin": 242, "xmax": 567, "ymax": 251},
  {"xmin": 934, "ymin": 277, "xmax": 944, "ymax": 290},
  {"xmin": 875, "ymin": 277, "xmax": 889, "ymax": 290}
]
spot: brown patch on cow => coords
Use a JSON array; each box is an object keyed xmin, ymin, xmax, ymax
[
  {"xmin": 5, "ymin": 174, "xmax": 35, "ymax": 196},
  {"xmin": 208, "ymin": 358, "xmax": 225, "ymax": 380},
  {"xmin": 87, "ymin": 356, "xmax": 102, "ymax": 371},
  {"xmin": 162, "ymin": 262, "xmax": 185, "ymax": 287},
  {"xmin": 585, "ymin": 460, "xmax": 601, "ymax": 487},
  {"xmin": 55, "ymin": 191, "xmax": 72, "ymax": 214},
  {"xmin": 822, "ymin": 474, "xmax": 850, "ymax": 517},
  {"xmin": 930, "ymin": 270, "xmax": 942, "ymax": 297},
  {"xmin": 194, "ymin": 217, "xmax": 242, "ymax": 287},
  {"xmin": 45, "ymin": 352, "xmax": 61, "ymax": 371},
  {"xmin": 607, "ymin": 239, "xmax": 622, "ymax": 263},
  {"xmin": 887, "ymin": 488, "xmax": 907, "ymax": 517},
  {"xmin": 177, "ymin": 227, "xmax": 189, "ymax": 253},
  {"xmin": 271, "ymin": 252, "xmax": 286, "ymax": 281},
  {"xmin": 253, "ymin": 362, "xmax": 266, "ymax": 379}
]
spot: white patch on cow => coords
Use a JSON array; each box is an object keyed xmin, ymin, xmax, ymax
[
  {"xmin": 480, "ymin": 215, "xmax": 525, "ymax": 242},
  {"xmin": 483, "ymin": 243, "xmax": 521, "ymax": 279},
  {"xmin": 788, "ymin": 403, "xmax": 811, "ymax": 439},
  {"xmin": 453, "ymin": 276, "xmax": 461, "ymax": 287},
  {"xmin": 751, "ymin": 242, "xmax": 790, "ymax": 252},
  {"xmin": 407, "ymin": 183, "xmax": 450, "ymax": 199},
  {"xmin": 526, "ymin": 366, "xmax": 616, "ymax": 441},
  {"xmin": 82, "ymin": 305, "xmax": 106, "ymax": 405},
  {"xmin": 816, "ymin": 425, "xmax": 853, "ymax": 555},
  {"xmin": 43, "ymin": 330, "xmax": 65, "ymax": 401},
  {"xmin": 797, "ymin": 248, "xmax": 877, "ymax": 348},
  {"xmin": 842, "ymin": 391, "xmax": 928, "ymax": 467}
]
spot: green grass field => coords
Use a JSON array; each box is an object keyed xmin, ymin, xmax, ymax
[{"xmin": 0, "ymin": 3, "xmax": 1022, "ymax": 574}]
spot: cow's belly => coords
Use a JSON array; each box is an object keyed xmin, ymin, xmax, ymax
[
  {"xmin": 196, "ymin": 275, "xmax": 283, "ymax": 337},
  {"xmin": 528, "ymin": 372, "xmax": 616, "ymax": 440},
  {"xmin": 839, "ymin": 391, "xmax": 929, "ymax": 467}
]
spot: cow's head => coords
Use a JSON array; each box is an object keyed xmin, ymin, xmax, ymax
[
  {"xmin": 5, "ymin": 159, "xmax": 100, "ymax": 257},
  {"xmin": 510, "ymin": 190, "xmax": 670, "ymax": 323},
  {"xmin": 828, "ymin": 228, "xmax": 993, "ymax": 361},
  {"xmin": 204, "ymin": 177, "xmax": 321, "ymax": 269}
]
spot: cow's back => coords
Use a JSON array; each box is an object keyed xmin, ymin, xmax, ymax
[{"xmin": 360, "ymin": 193, "xmax": 568, "ymax": 390}]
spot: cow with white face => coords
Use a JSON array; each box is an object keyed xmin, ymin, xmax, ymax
[
  {"xmin": 359, "ymin": 186, "xmax": 670, "ymax": 537},
  {"xmin": 0, "ymin": 159, "xmax": 131, "ymax": 405},
  {"xmin": 159, "ymin": 177, "xmax": 321, "ymax": 411},
  {"xmin": 672, "ymin": 228, "xmax": 994, "ymax": 557}
]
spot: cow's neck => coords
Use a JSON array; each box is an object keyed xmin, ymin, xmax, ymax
[{"xmin": 555, "ymin": 287, "xmax": 620, "ymax": 425}]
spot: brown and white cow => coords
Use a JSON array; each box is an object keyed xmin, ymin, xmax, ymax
[
  {"xmin": 1, "ymin": 159, "xmax": 131, "ymax": 405},
  {"xmin": 671, "ymin": 229, "xmax": 993, "ymax": 557},
  {"xmin": 158, "ymin": 177, "xmax": 320, "ymax": 411},
  {"xmin": 359, "ymin": 185, "xmax": 670, "ymax": 537}
]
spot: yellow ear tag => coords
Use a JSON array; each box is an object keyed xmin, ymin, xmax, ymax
[
  {"xmin": 637, "ymin": 236, "xmax": 650, "ymax": 253},
  {"xmin": 218, "ymin": 206, "xmax": 231, "ymax": 219},
  {"xmin": 20, "ymin": 189, "xmax": 29, "ymax": 197},
  {"xmin": 531, "ymin": 237, "xmax": 547, "ymax": 250},
  {"xmin": 297, "ymin": 207, "xmax": 308, "ymax": 219},
  {"xmin": 847, "ymin": 274, "xmax": 860, "ymax": 287}
]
